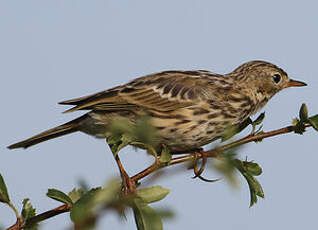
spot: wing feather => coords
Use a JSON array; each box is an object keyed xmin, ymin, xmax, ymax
[{"xmin": 59, "ymin": 70, "xmax": 224, "ymax": 113}]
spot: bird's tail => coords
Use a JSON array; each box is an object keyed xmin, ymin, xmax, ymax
[{"xmin": 7, "ymin": 115, "xmax": 88, "ymax": 149}]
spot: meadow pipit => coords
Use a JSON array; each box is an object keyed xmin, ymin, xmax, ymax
[{"xmin": 8, "ymin": 60, "xmax": 306, "ymax": 191}]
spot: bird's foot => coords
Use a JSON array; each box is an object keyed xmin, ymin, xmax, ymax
[
  {"xmin": 192, "ymin": 149, "xmax": 220, "ymax": 183},
  {"xmin": 192, "ymin": 149, "xmax": 207, "ymax": 178}
]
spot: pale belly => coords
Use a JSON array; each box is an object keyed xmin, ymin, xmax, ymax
[
  {"xmin": 79, "ymin": 108, "xmax": 245, "ymax": 153},
  {"xmin": 152, "ymin": 116, "xmax": 229, "ymax": 152}
]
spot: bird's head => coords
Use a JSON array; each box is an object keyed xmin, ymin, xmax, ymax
[{"xmin": 232, "ymin": 60, "xmax": 307, "ymax": 100}]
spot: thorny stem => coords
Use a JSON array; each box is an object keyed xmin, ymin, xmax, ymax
[{"xmin": 6, "ymin": 122, "xmax": 313, "ymax": 230}]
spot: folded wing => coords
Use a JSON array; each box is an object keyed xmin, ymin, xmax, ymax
[{"xmin": 59, "ymin": 71, "xmax": 220, "ymax": 113}]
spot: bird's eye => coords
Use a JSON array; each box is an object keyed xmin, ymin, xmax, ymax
[{"xmin": 272, "ymin": 74, "xmax": 281, "ymax": 84}]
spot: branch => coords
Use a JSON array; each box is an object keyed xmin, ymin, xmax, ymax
[
  {"xmin": 6, "ymin": 204, "xmax": 70, "ymax": 230},
  {"xmin": 131, "ymin": 122, "xmax": 312, "ymax": 182},
  {"xmin": 5, "ymin": 122, "xmax": 313, "ymax": 230}
]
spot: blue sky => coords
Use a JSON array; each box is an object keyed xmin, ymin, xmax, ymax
[{"xmin": 1, "ymin": 1, "xmax": 318, "ymax": 229}]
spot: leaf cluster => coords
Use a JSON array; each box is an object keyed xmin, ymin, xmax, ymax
[
  {"xmin": 212, "ymin": 152, "xmax": 264, "ymax": 206},
  {"xmin": 46, "ymin": 181, "xmax": 171, "ymax": 230},
  {"xmin": 233, "ymin": 159, "xmax": 264, "ymax": 206},
  {"xmin": 293, "ymin": 104, "xmax": 318, "ymax": 134},
  {"xmin": 0, "ymin": 174, "xmax": 38, "ymax": 230}
]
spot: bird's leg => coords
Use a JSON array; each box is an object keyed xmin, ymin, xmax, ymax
[
  {"xmin": 192, "ymin": 149, "xmax": 207, "ymax": 178},
  {"xmin": 170, "ymin": 148, "xmax": 206, "ymax": 175},
  {"xmin": 106, "ymin": 139, "xmax": 136, "ymax": 194},
  {"xmin": 191, "ymin": 149, "xmax": 220, "ymax": 183},
  {"xmin": 114, "ymin": 154, "xmax": 136, "ymax": 195}
]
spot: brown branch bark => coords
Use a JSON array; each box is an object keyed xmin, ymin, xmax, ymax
[
  {"xmin": 6, "ymin": 122, "xmax": 312, "ymax": 230},
  {"xmin": 6, "ymin": 204, "xmax": 70, "ymax": 230},
  {"xmin": 131, "ymin": 123, "xmax": 311, "ymax": 182}
]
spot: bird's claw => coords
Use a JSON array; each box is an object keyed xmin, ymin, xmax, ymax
[
  {"xmin": 192, "ymin": 149, "xmax": 220, "ymax": 183},
  {"xmin": 192, "ymin": 149, "xmax": 207, "ymax": 178}
]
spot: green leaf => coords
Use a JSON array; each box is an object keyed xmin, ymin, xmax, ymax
[
  {"xmin": 252, "ymin": 112, "xmax": 265, "ymax": 126},
  {"xmin": 250, "ymin": 112, "xmax": 265, "ymax": 135},
  {"xmin": 109, "ymin": 118, "xmax": 135, "ymax": 137},
  {"xmin": 292, "ymin": 117, "xmax": 299, "ymax": 126},
  {"xmin": 107, "ymin": 134, "xmax": 134, "ymax": 156},
  {"xmin": 299, "ymin": 103, "xmax": 308, "ymax": 121},
  {"xmin": 243, "ymin": 161, "xmax": 262, "ymax": 176},
  {"xmin": 213, "ymin": 152, "xmax": 238, "ymax": 187},
  {"xmin": 222, "ymin": 125, "xmax": 239, "ymax": 142},
  {"xmin": 292, "ymin": 117, "xmax": 306, "ymax": 134},
  {"xmin": 293, "ymin": 120, "xmax": 306, "ymax": 134},
  {"xmin": 159, "ymin": 145, "xmax": 171, "ymax": 163},
  {"xmin": 0, "ymin": 174, "xmax": 10, "ymax": 203},
  {"xmin": 134, "ymin": 116, "xmax": 159, "ymax": 148},
  {"xmin": 21, "ymin": 199, "xmax": 38, "ymax": 230},
  {"xmin": 47, "ymin": 189, "xmax": 73, "ymax": 206},
  {"xmin": 70, "ymin": 185, "xmax": 119, "ymax": 230},
  {"xmin": 108, "ymin": 116, "xmax": 159, "ymax": 156},
  {"xmin": 70, "ymin": 187, "xmax": 101, "ymax": 223},
  {"xmin": 133, "ymin": 198, "xmax": 163, "ymax": 230},
  {"xmin": 221, "ymin": 118, "xmax": 252, "ymax": 142},
  {"xmin": 308, "ymin": 114, "xmax": 318, "ymax": 131},
  {"xmin": 68, "ymin": 188, "xmax": 84, "ymax": 204},
  {"xmin": 244, "ymin": 173, "xmax": 264, "ymax": 206},
  {"xmin": 233, "ymin": 159, "xmax": 264, "ymax": 207},
  {"xmin": 93, "ymin": 179, "xmax": 121, "ymax": 206},
  {"xmin": 137, "ymin": 186, "xmax": 170, "ymax": 203},
  {"xmin": 155, "ymin": 209, "xmax": 174, "ymax": 219}
]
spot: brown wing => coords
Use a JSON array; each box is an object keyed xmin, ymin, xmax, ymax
[{"xmin": 59, "ymin": 70, "xmax": 223, "ymax": 113}]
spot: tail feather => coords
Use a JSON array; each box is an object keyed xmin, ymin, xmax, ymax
[{"xmin": 8, "ymin": 115, "xmax": 87, "ymax": 149}]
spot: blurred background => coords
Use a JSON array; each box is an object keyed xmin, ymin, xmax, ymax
[{"xmin": 0, "ymin": 1, "xmax": 317, "ymax": 229}]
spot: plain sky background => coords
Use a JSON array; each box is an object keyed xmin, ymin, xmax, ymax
[{"xmin": 1, "ymin": 1, "xmax": 317, "ymax": 229}]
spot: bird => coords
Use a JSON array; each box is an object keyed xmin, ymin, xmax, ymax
[
  {"xmin": 8, "ymin": 60, "xmax": 306, "ymax": 191},
  {"xmin": 8, "ymin": 60, "xmax": 306, "ymax": 151}
]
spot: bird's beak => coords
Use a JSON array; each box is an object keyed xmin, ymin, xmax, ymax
[{"xmin": 284, "ymin": 79, "xmax": 307, "ymax": 88}]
